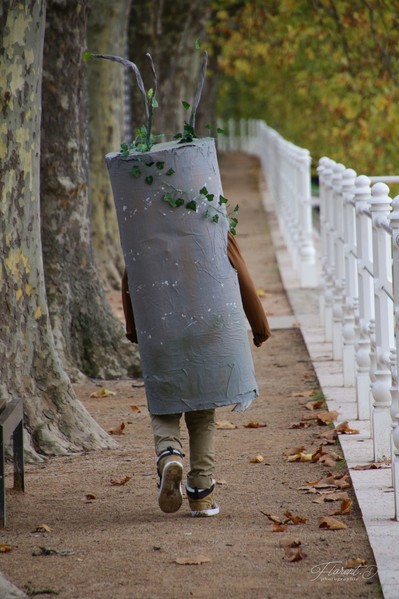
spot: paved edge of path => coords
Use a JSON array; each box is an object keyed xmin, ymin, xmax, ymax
[{"xmin": 260, "ymin": 179, "xmax": 398, "ymax": 599}]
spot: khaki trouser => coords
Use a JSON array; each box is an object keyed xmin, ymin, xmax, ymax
[{"xmin": 151, "ymin": 409, "xmax": 215, "ymax": 489}]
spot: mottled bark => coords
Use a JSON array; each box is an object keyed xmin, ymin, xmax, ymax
[
  {"xmin": 128, "ymin": 0, "xmax": 211, "ymax": 138},
  {"xmin": 40, "ymin": 0, "xmax": 140, "ymax": 381},
  {"xmin": 87, "ymin": 0, "xmax": 132, "ymax": 287},
  {"xmin": 0, "ymin": 0, "xmax": 115, "ymax": 458}
]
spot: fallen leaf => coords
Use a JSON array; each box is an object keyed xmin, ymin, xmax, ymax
[
  {"xmin": 85, "ymin": 493, "xmax": 96, "ymax": 501},
  {"xmin": 130, "ymin": 404, "xmax": 141, "ymax": 413},
  {"xmin": 249, "ymin": 454, "xmax": 264, "ymax": 463},
  {"xmin": 284, "ymin": 445, "xmax": 306, "ymax": 456},
  {"xmin": 318, "ymin": 455, "xmax": 338, "ymax": 468},
  {"xmin": 175, "ymin": 555, "xmax": 211, "ymax": 565},
  {"xmin": 261, "ymin": 512, "xmax": 283, "ymax": 524},
  {"xmin": 0, "ymin": 544, "xmax": 12, "ymax": 553},
  {"xmin": 108, "ymin": 422, "xmax": 126, "ymax": 435},
  {"xmin": 283, "ymin": 546, "xmax": 307, "ymax": 562},
  {"xmin": 291, "ymin": 390, "xmax": 315, "ymax": 398},
  {"xmin": 345, "ymin": 558, "xmax": 367, "ymax": 567},
  {"xmin": 288, "ymin": 421, "xmax": 313, "ymax": 429},
  {"xmin": 287, "ymin": 452, "xmax": 313, "ymax": 462},
  {"xmin": 334, "ymin": 421, "xmax": 360, "ymax": 434},
  {"xmin": 24, "ymin": 586, "xmax": 58, "ymax": 596},
  {"xmin": 271, "ymin": 523, "xmax": 287, "ymax": 532},
  {"xmin": 284, "ymin": 511, "xmax": 307, "ymax": 525},
  {"xmin": 311, "ymin": 446, "xmax": 327, "ymax": 462},
  {"xmin": 305, "ymin": 400, "xmax": 325, "ymax": 411},
  {"xmin": 216, "ymin": 479, "xmax": 227, "ymax": 485},
  {"xmin": 318, "ymin": 516, "xmax": 348, "ymax": 530},
  {"xmin": 110, "ymin": 475, "xmax": 131, "ymax": 486},
  {"xmin": 318, "ymin": 429, "xmax": 338, "ymax": 444},
  {"xmin": 90, "ymin": 387, "xmax": 117, "ymax": 398},
  {"xmin": 352, "ymin": 460, "xmax": 391, "ymax": 470},
  {"xmin": 334, "ymin": 475, "xmax": 351, "ymax": 489},
  {"xmin": 315, "ymin": 410, "xmax": 339, "ymax": 425},
  {"xmin": 32, "ymin": 524, "xmax": 52, "ymax": 534},
  {"xmin": 313, "ymin": 491, "xmax": 350, "ymax": 504},
  {"xmin": 215, "ymin": 421, "xmax": 237, "ymax": 430},
  {"xmin": 243, "ymin": 421, "xmax": 267, "ymax": 428},
  {"xmin": 331, "ymin": 499, "xmax": 353, "ymax": 515}
]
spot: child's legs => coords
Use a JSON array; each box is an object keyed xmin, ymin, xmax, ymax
[
  {"xmin": 150, "ymin": 413, "xmax": 182, "ymax": 455},
  {"xmin": 184, "ymin": 409, "xmax": 215, "ymax": 489}
]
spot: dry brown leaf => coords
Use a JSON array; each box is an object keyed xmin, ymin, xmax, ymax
[
  {"xmin": 0, "ymin": 544, "xmax": 12, "ymax": 553},
  {"xmin": 297, "ymin": 485, "xmax": 318, "ymax": 494},
  {"xmin": 85, "ymin": 493, "xmax": 96, "ymax": 501},
  {"xmin": 175, "ymin": 555, "xmax": 211, "ymax": 565},
  {"xmin": 243, "ymin": 421, "xmax": 267, "ymax": 429},
  {"xmin": 215, "ymin": 421, "xmax": 237, "ymax": 430},
  {"xmin": 110, "ymin": 475, "xmax": 131, "ymax": 486},
  {"xmin": 287, "ymin": 452, "xmax": 313, "ymax": 462},
  {"xmin": 345, "ymin": 558, "xmax": 367, "ymax": 567},
  {"xmin": 261, "ymin": 512, "xmax": 283, "ymax": 524},
  {"xmin": 130, "ymin": 404, "xmax": 141, "ymax": 413},
  {"xmin": 305, "ymin": 400, "xmax": 325, "ymax": 411},
  {"xmin": 291, "ymin": 389, "xmax": 315, "ymax": 398},
  {"xmin": 271, "ymin": 523, "xmax": 287, "ymax": 532},
  {"xmin": 352, "ymin": 460, "xmax": 391, "ymax": 470},
  {"xmin": 216, "ymin": 479, "xmax": 227, "ymax": 486},
  {"xmin": 32, "ymin": 524, "xmax": 52, "ymax": 534},
  {"xmin": 283, "ymin": 546, "xmax": 307, "ymax": 562},
  {"xmin": 334, "ymin": 421, "xmax": 360, "ymax": 434},
  {"xmin": 249, "ymin": 454, "xmax": 264, "ymax": 463},
  {"xmin": 334, "ymin": 475, "xmax": 351, "ymax": 489},
  {"xmin": 284, "ymin": 511, "xmax": 307, "ymax": 525},
  {"xmin": 90, "ymin": 387, "xmax": 117, "ymax": 398},
  {"xmin": 331, "ymin": 499, "xmax": 353, "ymax": 515},
  {"xmin": 313, "ymin": 491, "xmax": 350, "ymax": 504},
  {"xmin": 288, "ymin": 421, "xmax": 313, "ymax": 429},
  {"xmin": 108, "ymin": 422, "xmax": 126, "ymax": 435},
  {"xmin": 311, "ymin": 446, "xmax": 327, "ymax": 462},
  {"xmin": 318, "ymin": 516, "xmax": 348, "ymax": 530},
  {"xmin": 284, "ymin": 445, "xmax": 306, "ymax": 457},
  {"xmin": 315, "ymin": 410, "xmax": 339, "ymax": 425},
  {"xmin": 318, "ymin": 455, "xmax": 338, "ymax": 468}
]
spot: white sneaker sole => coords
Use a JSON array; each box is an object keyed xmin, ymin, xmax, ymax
[
  {"xmin": 190, "ymin": 504, "xmax": 220, "ymax": 518},
  {"xmin": 158, "ymin": 461, "xmax": 183, "ymax": 513}
]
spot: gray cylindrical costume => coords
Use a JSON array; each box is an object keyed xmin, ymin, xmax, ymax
[{"xmin": 106, "ymin": 138, "xmax": 258, "ymax": 415}]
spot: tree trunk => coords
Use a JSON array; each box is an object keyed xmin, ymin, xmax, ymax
[
  {"xmin": 40, "ymin": 0, "xmax": 140, "ymax": 382},
  {"xmin": 128, "ymin": 0, "xmax": 211, "ymax": 139},
  {"xmin": 0, "ymin": 0, "xmax": 115, "ymax": 459},
  {"xmin": 87, "ymin": 0, "xmax": 132, "ymax": 288}
]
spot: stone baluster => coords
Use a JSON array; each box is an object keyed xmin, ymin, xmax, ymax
[
  {"xmin": 369, "ymin": 181, "xmax": 393, "ymax": 460},
  {"xmin": 342, "ymin": 168, "xmax": 358, "ymax": 386},
  {"xmin": 389, "ymin": 348, "xmax": 398, "ymax": 489},
  {"xmin": 331, "ymin": 162, "xmax": 346, "ymax": 360},
  {"xmin": 317, "ymin": 157, "xmax": 330, "ymax": 326},
  {"xmin": 388, "ymin": 195, "xmax": 399, "ymax": 518},
  {"xmin": 296, "ymin": 148, "xmax": 317, "ymax": 287},
  {"xmin": 322, "ymin": 159, "xmax": 335, "ymax": 342},
  {"xmin": 354, "ymin": 175, "xmax": 374, "ymax": 421}
]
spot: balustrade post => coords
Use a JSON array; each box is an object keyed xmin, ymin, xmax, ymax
[
  {"xmin": 388, "ymin": 195, "xmax": 399, "ymax": 517},
  {"xmin": 296, "ymin": 149, "xmax": 317, "ymax": 287},
  {"xmin": 354, "ymin": 175, "xmax": 374, "ymax": 421},
  {"xmin": 369, "ymin": 182, "xmax": 393, "ymax": 460},
  {"xmin": 322, "ymin": 159, "xmax": 335, "ymax": 342},
  {"xmin": 331, "ymin": 163, "xmax": 346, "ymax": 360},
  {"xmin": 317, "ymin": 157, "xmax": 330, "ymax": 326},
  {"xmin": 342, "ymin": 168, "xmax": 358, "ymax": 386}
]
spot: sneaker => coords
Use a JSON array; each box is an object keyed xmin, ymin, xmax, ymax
[
  {"xmin": 156, "ymin": 448, "xmax": 184, "ymax": 514},
  {"xmin": 186, "ymin": 480, "xmax": 220, "ymax": 517}
]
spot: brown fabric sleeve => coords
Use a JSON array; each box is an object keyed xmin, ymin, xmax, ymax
[
  {"xmin": 121, "ymin": 269, "xmax": 138, "ymax": 343},
  {"xmin": 227, "ymin": 231, "xmax": 271, "ymax": 347}
]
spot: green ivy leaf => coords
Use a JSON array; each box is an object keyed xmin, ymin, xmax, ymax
[
  {"xmin": 212, "ymin": 214, "xmax": 219, "ymax": 223},
  {"xmin": 166, "ymin": 168, "xmax": 175, "ymax": 176},
  {"xmin": 200, "ymin": 186, "xmax": 209, "ymax": 196},
  {"xmin": 206, "ymin": 194, "xmax": 215, "ymax": 202},
  {"xmin": 175, "ymin": 198, "xmax": 185, "ymax": 207},
  {"xmin": 82, "ymin": 51, "xmax": 92, "ymax": 61},
  {"xmin": 145, "ymin": 176, "xmax": 154, "ymax": 185},
  {"xmin": 120, "ymin": 143, "xmax": 129, "ymax": 157},
  {"xmin": 233, "ymin": 204, "xmax": 240, "ymax": 213},
  {"xmin": 186, "ymin": 200, "xmax": 197, "ymax": 212},
  {"xmin": 152, "ymin": 97, "xmax": 159, "ymax": 108},
  {"xmin": 219, "ymin": 195, "xmax": 228, "ymax": 205},
  {"xmin": 216, "ymin": 128, "xmax": 225, "ymax": 135},
  {"xmin": 182, "ymin": 100, "xmax": 191, "ymax": 110},
  {"xmin": 131, "ymin": 165, "xmax": 141, "ymax": 178},
  {"xmin": 173, "ymin": 133, "xmax": 183, "ymax": 139},
  {"xmin": 205, "ymin": 124, "xmax": 212, "ymax": 130},
  {"xmin": 195, "ymin": 38, "xmax": 201, "ymax": 50},
  {"xmin": 230, "ymin": 227, "xmax": 237, "ymax": 236},
  {"xmin": 145, "ymin": 161, "xmax": 155, "ymax": 167},
  {"xmin": 156, "ymin": 161, "xmax": 165, "ymax": 170}
]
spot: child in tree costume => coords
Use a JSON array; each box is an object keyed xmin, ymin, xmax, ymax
[{"xmin": 90, "ymin": 50, "xmax": 270, "ymax": 516}]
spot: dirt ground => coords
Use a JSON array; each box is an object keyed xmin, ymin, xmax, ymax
[{"xmin": 0, "ymin": 153, "xmax": 382, "ymax": 599}]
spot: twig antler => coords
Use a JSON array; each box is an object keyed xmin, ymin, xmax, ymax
[{"xmin": 189, "ymin": 51, "xmax": 208, "ymax": 132}]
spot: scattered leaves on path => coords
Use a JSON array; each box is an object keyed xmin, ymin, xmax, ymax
[
  {"xmin": 130, "ymin": 404, "xmax": 141, "ymax": 413},
  {"xmin": 175, "ymin": 554, "xmax": 211, "ymax": 565},
  {"xmin": 32, "ymin": 524, "xmax": 52, "ymax": 534},
  {"xmin": 108, "ymin": 422, "xmax": 126, "ymax": 435},
  {"xmin": 352, "ymin": 460, "xmax": 391, "ymax": 470},
  {"xmin": 279, "ymin": 538, "xmax": 307, "ymax": 561},
  {"xmin": 243, "ymin": 421, "xmax": 267, "ymax": 428},
  {"xmin": 304, "ymin": 400, "xmax": 325, "ymax": 411},
  {"xmin": 318, "ymin": 429, "xmax": 338, "ymax": 444},
  {"xmin": 283, "ymin": 511, "xmax": 307, "ymax": 525},
  {"xmin": 271, "ymin": 523, "xmax": 287, "ymax": 532},
  {"xmin": 90, "ymin": 387, "xmax": 116, "ymax": 398},
  {"xmin": 312, "ymin": 491, "xmax": 350, "ymax": 504},
  {"xmin": 345, "ymin": 558, "xmax": 367, "ymax": 567},
  {"xmin": 289, "ymin": 421, "xmax": 313, "ymax": 429},
  {"xmin": 330, "ymin": 499, "xmax": 353, "ymax": 515},
  {"xmin": 0, "ymin": 544, "xmax": 12, "ymax": 552},
  {"xmin": 32, "ymin": 546, "xmax": 74, "ymax": 556},
  {"xmin": 318, "ymin": 516, "xmax": 348, "ymax": 530},
  {"xmin": 291, "ymin": 390, "xmax": 315, "ymax": 398},
  {"xmin": 249, "ymin": 454, "xmax": 264, "ymax": 463},
  {"xmin": 110, "ymin": 476, "xmax": 131, "ymax": 486},
  {"xmin": 216, "ymin": 479, "xmax": 227, "ymax": 486},
  {"xmin": 84, "ymin": 494, "xmax": 96, "ymax": 502}
]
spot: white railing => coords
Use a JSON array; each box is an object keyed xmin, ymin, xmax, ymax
[
  {"xmin": 218, "ymin": 118, "xmax": 318, "ymax": 288},
  {"xmin": 218, "ymin": 118, "xmax": 399, "ymax": 521}
]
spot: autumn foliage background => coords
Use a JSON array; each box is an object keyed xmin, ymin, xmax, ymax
[{"xmin": 209, "ymin": 0, "xmax": 399, "ymax": 176}]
